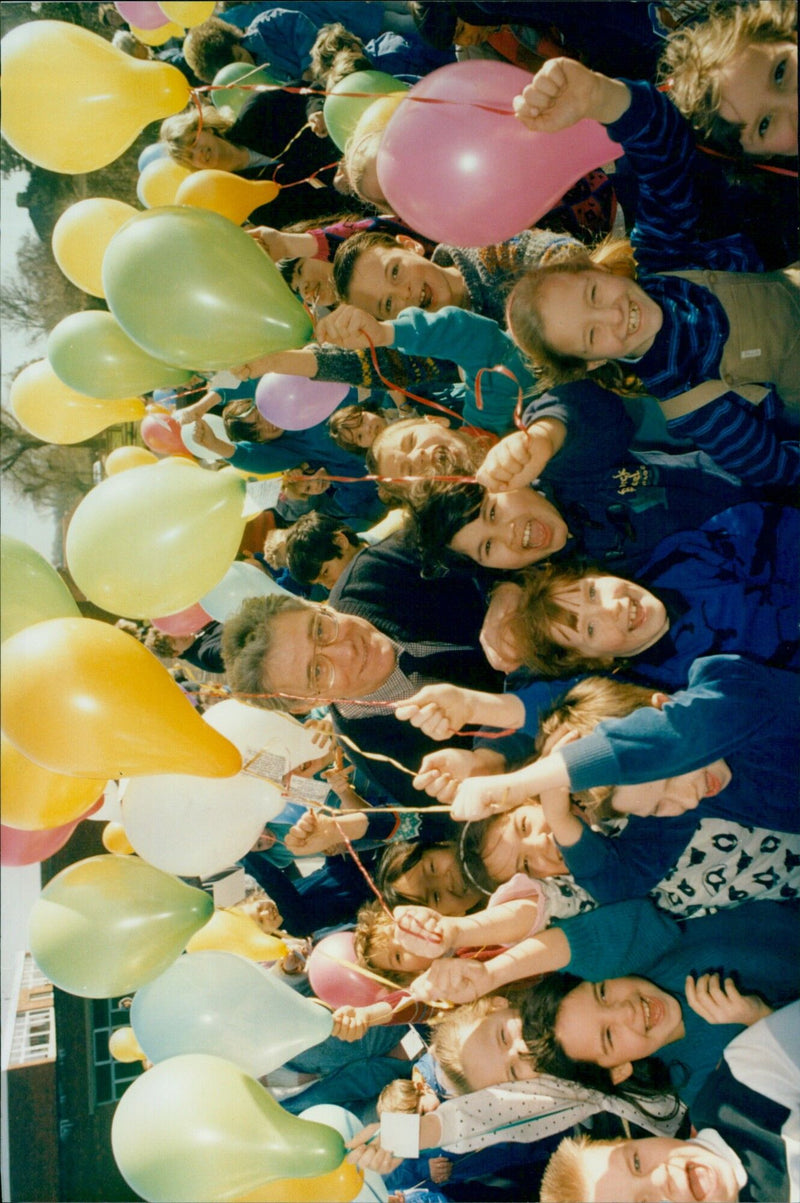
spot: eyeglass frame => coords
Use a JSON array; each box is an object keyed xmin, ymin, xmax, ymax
[{"xmin": 309, "ymin": 606, "xmax": 339, "ymax": 695}]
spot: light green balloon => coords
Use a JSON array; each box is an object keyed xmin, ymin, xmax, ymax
[
  {"xmin": 65, "ymin": 461, "xmax": 247, "ymax": 618},
  {"xmin": 211, "ymin": 62, "xmax": 280, "ymax": 117},
  {"xmin": 0, "ymin": 535, "xmax": 79, "ymax": 643},
  {"xmin": 323, "ymin": 70, "xmax": 409, "ymax": 152},
  {"xmin": 111, "ymin": 1053, "xmax": 346, "ymax": 1202},
  {"xmin": 28, "ymin": 855, "xmax": 213, "ymax": 998},
  {"xmin": 47, "ymin": 310, "xmax": 194, "ymax": 399},
  {"xmin": 103, "ymin": 206, "xmax": 314, "ymax": 372}
]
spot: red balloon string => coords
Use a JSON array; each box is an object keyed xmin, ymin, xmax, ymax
[
  {"xmin": 474, "ymin": 362, "xmax": 530, "ymax": 435},
  {"xmin": 192, "ymin": 80, "xmax": 515, "ymax": 118}
]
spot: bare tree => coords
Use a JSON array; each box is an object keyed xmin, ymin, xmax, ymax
[{"xmin": 1, "ymin": 408, "xmax": 96, "ymax": 515}]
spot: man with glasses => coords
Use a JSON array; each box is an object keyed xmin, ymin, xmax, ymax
[{"xmin": 222, "ymin": 530, "xmax": 521, "ymax": 805}]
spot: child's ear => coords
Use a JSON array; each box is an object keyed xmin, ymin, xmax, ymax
[
  {"xmin": 610, "ymin": 1061, "xmax": 633, "ymax": 1085},
  {"xmin": 489, "ymin": 995, "xmax": 510, "ymax": 1011},
  {"xmin": 395, "ymin": 234, "xmax": 425, "ymax": 257},
  {"xmin": 650, "ymin": 692, "xmax": 670, "ymax": 710},
  {"xmin": 332, "ymin": 530, "xmax": 351, "ymax": 551}
]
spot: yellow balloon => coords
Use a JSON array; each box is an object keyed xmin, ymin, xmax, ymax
[
  {"xmin": 159, "ymin": 1, "xmax": 216, "ymax": 27},
  {"xmin": 1, "ymin": 618, "xmax": 243, "ymax": 779},
  {"xmin": 138, "ymin": 157, "xmax": 193, "ymax": 208},
  {"xmin": 109, "ymin": 1027, "xmax": 148, "ymax": 1064},
  {"xmin": 129, "ymin": 19, "xmax": 185, "ymax": 45},
  {"xmin": 9, "ymin": 360, "xmax": 145, "ymax": 445},
  {"xmin": 0, "ymin": 20, "xmax": 190, "ymax": 174},
  {"xmin": 234, "ymin": 1162, "xmax": 363, "ymax": 1203},
  {"xmin": 0, "ymin": 732, "xmax": 106, "ymax": 831},
  {"xmin": 176, "ymin": 171, "xmax": 281, "ymax": 225},
  {"xmin": 52, "ymin": 198, "xmax": 138, "ymax": 298},
  {"xmin": 105, "ymin": 446, "xmax": 159, "ymax": 475},
  {"xmin": 186, "ymin": 909, "xmax": 289, "ymax": 961},
  {"xmin": 103, "ymin": 821, "xmax": 136, "ymax": 855}
]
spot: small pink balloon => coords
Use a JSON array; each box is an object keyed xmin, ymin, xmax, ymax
[
  {"xmin": 152, "ymin": 603, "xmax": 212, "ymax": 636},
  {"xmin": 307, "ymin": 931, "xmax": 391, "ymax": 1008},
  {"xmin": 140, "ymin": 414, "xmax": 188, "ymax": 456},
  {"xmin": 115, "ymin": 1, "xmax": 170, "ymax": 29},
  {"xmin": 377, "ymin": 61, "xmax": 623, "ymax": 247},
  {"xmin": 2, "ymin": 796, "xmax": 104, "ymax": 866},
  {"xmin": 255, "ymin": 374, "xmax": 350, "ymax": 431}
]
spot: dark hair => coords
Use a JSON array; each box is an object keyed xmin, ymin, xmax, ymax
[
  {"xmin": 521, "ymin": 974, "xmax": 683, "ymax": 1121},
  {"xmin": 221, "ymin": 593, "xmax": 312, "ymax": 712},
  {"xmin": 182, "ymin": 17, "xmax": 243, "ymax": 83},
  {"xmin": 377, "ymin": 839, "xmax": 472, "ymax": 910},
  {"xmin": 286, "ymin": 512, "xmax": 361, "ymax": 584},
  {"xmin": 222, "ymin": 398, "xmax": 262, "ymax": 443},
  {"xmin": 458, "ymin": 817, "xmax": 503, "ymax": 895},
  {"xmin": 410, "ymin": 1, "xmax": 499, "ymax": 49},
  {"xmin": 332, "ymin": 230, "xmax": 401, "ymax": 302},
  {"xmin": 328, "ymin": 400, "xmax": 384, "ymax": 456},
  {"xmin": 405, "ymin": 479, "xmax": 483, "ymax": 577},
  {"xmin": 277, "ymin": 257, "xmax": 301, "ymax": 293}
]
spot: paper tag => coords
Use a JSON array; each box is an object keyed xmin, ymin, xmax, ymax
[
  {"xmin": 740, "ymin": 348, "xmax": 762, "ymax": 359},
  {"xmin": 400, "ymin": 1028, "xmax": 426, "ymax": 1059},
  {"xmin": 380, "ymin": 1112, "xmax": 421, "ymax": 1158}
]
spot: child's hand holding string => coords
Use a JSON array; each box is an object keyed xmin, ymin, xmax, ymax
[
  {"xmin": 332, "ymin": 1001, "xmax": 393, "ymax": 1042},
  {"xmin": 451, "ymin": 772, "xmax": 532, "ymax": 823},
  {"xmin": 394, "ymin": 905, "xmax": 451, "ymax": 959},
  {"xmin": 513, "ymin": 57, "xmax": 631, "ymax": 132},
  {"xmin": 410, "ymin": 957, "xmax": 495, "ymax": 1005},
  {"xmin": 476, "ymin": 420, "xmax": 566, "ymax": 493},
  {"xmin": 315, "ymin": 304, "xmax": 394, "ymax": 351},
  {"xmin": 395, "ymin": 683, "xmax": 476, "ymax": 740}
]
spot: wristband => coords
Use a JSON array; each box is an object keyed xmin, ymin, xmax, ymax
[{"xmin": 380, "ymin": 1112, "xmax": 421, "ymax": 1158}]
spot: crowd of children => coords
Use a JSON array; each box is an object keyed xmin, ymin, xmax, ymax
[{"xmin": 46, "ymin": 2, "xmax": 800, "ymax": 1200}]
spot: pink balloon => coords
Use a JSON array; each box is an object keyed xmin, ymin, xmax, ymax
[
  {"xmin": 377, "ymin": 61, "xmax": 623, "ymax": 247},
  {"xmin": 115, "ymin": 1, "xmax": 170, "ymax": 29},
  {"xmin": 2, "ymin": 797, "xmax": 104, "ymax": 866},
  {"xmin": 255, "ymin": 374, "xmax": 350, "ymax": 431},
  {"xmin": 307, "ymin": 931, "xmax": 391, "ymax": 1008},
  {"xmin": 152, "ymin": 603, "xmax": 212, "ymax": 636},
  {"xmin": 140, "ymin": 414, "xmax": 188, "ymax": 456}
]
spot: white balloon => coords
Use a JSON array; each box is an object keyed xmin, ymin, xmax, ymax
[
  {"xmin": 203, "ymin": 699, "xmax": 328, "ymax": 772},
  {"xmin": 200, "ymin": 560, "xmax": 288, "ymax": 623},
  {"xmin": 180, "ymin": 413, "xmax": 228, "ymax": 461}
]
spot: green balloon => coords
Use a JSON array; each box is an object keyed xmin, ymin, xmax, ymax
[
  {"xmin": 112, "ymin": 1053, "xmax": 347, "ymax": 1202},
  {"xmin": 28, "ymin": 856, "xmax": 213, "ymax": 998},
  {"xmin": 323, "ymin": 70, "xmax": 409, "ymax": 152},
  {"xmin": 211, "ymin": 62, "xmax": 280, "ymax": 118},
  {"xmin": 103, "ymin": 207, "xmax": 314, "ymax": 372},
  {"xmin": 65, "ymin": 461, "xmax": 247, "ymax": 618},
  {"xmin": 47, "ymin": 310, "xmax": 194, "ymax": 399},
  {"xmin": 1, "ymin": 535, "xmax": 79, "ymax": 643}
]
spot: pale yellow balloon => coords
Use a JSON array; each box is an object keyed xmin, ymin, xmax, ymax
[
  {"xmin": 109, "ymin": 1027, "xmax": 148, "ymax": 1064},
  {"xmin": 102, "ymin": 822, "xmax": 136, "ymax": 856},
  {"xmin": 186, "ymin": 909, "xmax": 288, "ymax": 961},
  {"xmin": 9, "ymin": 360, "xmax": 145, "ymax": 445},
  {"xmin": 176, "ymin": 171, "xmax": 281, "ymax": 225},
  {"xmin": 0, "ymin": 20, "xmax": 191, "ymax": 174},
  {"xmin": 105, "ymin": 446, "xmax": 159, "ymax": 475},
  {"xmin": 158, "ymin": 1, "xmax": 216, "ymax": 27},
  {"xmin": 52, "ymin": 198, "xmax": 138, "ymax": 298},
  {"xmin": 129, "ymin": 20, "xmax": 185, "ymax": 46},
  {"xmin": 138, "ymin": 158, "xmax": 193, "ymax": 209}
]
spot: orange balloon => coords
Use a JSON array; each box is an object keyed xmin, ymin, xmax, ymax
[
  {"xmin": 102, "ymin": 821, "xmax": 136, "ymax": 855},
  {"xmin": 185, "ymin": 909, "xmax": 288, "ymax": 961},
  {"xmin": 0, "ymin": 732, "xmax": 106, "ymax": 831},
  {"xmin": 1, "ymin": 618, "xmax": 242, "ymax": 779},
  {"xmin": 233, "ymin": 1161, "xmax": 363, "ymax": 1202},
  {"xmin": 176, "ymin": 170, "xmax": 281, "ymax": 225},
  {"xmin": 105, "ymin": 446, "xmax": 159, "ymax": 475}
]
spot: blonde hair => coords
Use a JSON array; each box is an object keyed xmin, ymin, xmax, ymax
[
  {"xmin": 159, "ymin": 104, "xmax": 233, "ymax": 167},
  {"xmin": 659, "ymin": 1, "xmax": 797, "ymax": 153},
  {"xmin": 341, "ymin": 94, "xmax": 408, "ymax": 209},
  {"xmin": 309, "ymin": 22, "xmax": 372, "ymax": 88},
  {"xmin": 540, "ymin": 1135, "xmax": 625, "ymax": 1203},
  {"xmin": 377, "ymin": 1078, "xmax": 423, "ymax": 1115},
  {"xmin": 262, "ymin": 529, "xmax": 289, "ymax": 570},
  {"xmin": 506, "ymin": 238, "xmax": 644, "ymax": 394},
  {"xmin": 352, "ymin": 901, "xmax": 418, "ymax": 987},
  {"xmin": 536, "ymin": 676, "xmax": 658, "ymax": 819}
]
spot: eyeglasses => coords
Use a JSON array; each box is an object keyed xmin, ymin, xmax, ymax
[{"xmin": 310, "ymin": 607, "xmax": 339, "ymax": 695}]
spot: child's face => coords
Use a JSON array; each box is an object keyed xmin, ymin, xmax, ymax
[
  {"xmin": 375, "ymin": 420, "xmax": 468, "ymax": 478},
  {"xmin": 548, "ymin": 575, "xmax": 669, "ymax": 660},
  {"xmin": 556, "ymin": 977, "xmax": 685, "ymax": 1074},
  {"xmin": 449, "ymin": 487, "xmax": 569, "ymax": 570},
  {"xmin": 535, "ymin": 270, "xmax": 663, "ymax": 364},
  {"xmin": 344, "ymin": 244, "xmax": 462, "ymax": 320},
  {"xmin": 460, "ymin": 1001, "xmax": 537, "ymax": 1090},
  {"xmin": 292, "ymin": 258, "xmax": 336, "ymax": 308},
  {"xmin": 417, "ymin": 1086, "xmax": 440, "ymax": 1114},
  {"xmin": 392, "ymin": 846, "xmax": 483, "ymax": 916},
  {"xmin": 481, "ymin": 804, "xmax": 568, "ymax": 882},
  {"xmin": 576, "ymin": 1137, "xmax": 740, "ymax": 1203},
  {"xmin": 292, "ymin": 469, "xmax": 330, "ymax": 497},
  {"xmin": 610, "ymin": 759, "xmax": 732, "ymax": 818},
  {"xmin": 717, "ymin": 40, "xmax": 797, "ymax": 157},
  {"xmin": 237, "ymin": 408, "xmax": 284, "ymax": 441},
  {"xmin": 369, "ymin": 934, "xmax": 434, "ymax": 978},
  {"xmin": 189, "ymin": 130, "xmax": 244, "ymax": 172},
  {"xmin": 350, "ymin": 410, "xmax": 386, "ymax": 448}
]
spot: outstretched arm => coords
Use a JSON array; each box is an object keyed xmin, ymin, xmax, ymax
[
  {"xmin": 476, "ymin": 421, "xmax": 567, "ymax": 493},
  {"xmin": 513, "ymin": 57, "xmax": 631, "ymax": 131},
  {"xmin": 395, "ymin": 683, "xmax": 526, "ymax": 741}
]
